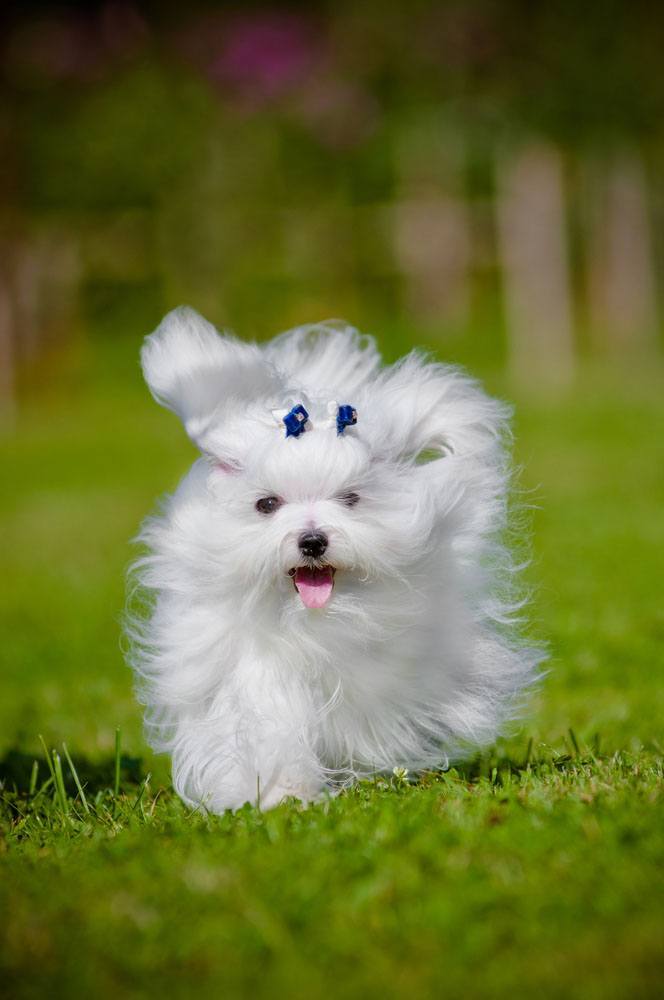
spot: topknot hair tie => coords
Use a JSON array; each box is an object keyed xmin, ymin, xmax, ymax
[
  {"xmin": 282, "ymin": 403, "xmax": 310, "ymax": 438},
  {"xmin": 336, "ymin": 404, "xmax": 358, "ymax": 435},
  {"xmin": 274, "ymin": 401, "xmax": 358, "ymax": 438}
]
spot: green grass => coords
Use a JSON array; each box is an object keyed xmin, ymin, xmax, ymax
[{"xmin": 1, "ymin": 336, "xmax": 663, "ymax": 999}]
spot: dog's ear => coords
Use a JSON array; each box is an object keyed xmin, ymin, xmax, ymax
[
  {"xmin": 364, "ymin": 352, "xmax": 511, "ymax": 467},
  {"xmin": 141, "ymin": 307, "xmax": 279, "ymax": 455}
]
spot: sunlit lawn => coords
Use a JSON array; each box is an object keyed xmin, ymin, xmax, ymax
[{"xmin": 1, "ymin": 328, "xmax": 662, "ymax": 998}]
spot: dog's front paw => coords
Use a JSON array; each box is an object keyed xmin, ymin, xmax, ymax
[{"xmin": 257, "ymin": 778, "xmax": 322, "ymax": 811}]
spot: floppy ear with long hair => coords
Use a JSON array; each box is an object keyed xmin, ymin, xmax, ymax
[
  {"xmin": 362, "ymin": 351, "xmax": 511, "ymax": 467},
  {"xmin": 141, "ymin": 307, "xmax": 281, "ymax": 456}
]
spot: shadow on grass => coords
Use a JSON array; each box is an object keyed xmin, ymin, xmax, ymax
[
  {"xmin": 450, "ymin": 746, "xmax": 538, "ymax": 782},
  {"xmin": 0, "ymin": 747, "xmax": 146, "ymax": 796},
  {"xmin": 0, "ymin": 734, "xmax": 598, "ymax": 804}
]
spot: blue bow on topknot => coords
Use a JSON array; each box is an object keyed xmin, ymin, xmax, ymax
[
  {"xmin": 280, "ymin": 402, "xmax": 358, "ymax": 438},
  {"xmin": 283, "ymin": 403, "xmax": 309, "ymax": 438},
  {"xmin": 336, "ymin": 405, "xmax": 358, "ymax": 435}
]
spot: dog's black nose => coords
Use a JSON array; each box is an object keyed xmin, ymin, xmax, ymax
[{"xmin": 298, "ymin": 531, "xmax": 328, "ymax": 559}]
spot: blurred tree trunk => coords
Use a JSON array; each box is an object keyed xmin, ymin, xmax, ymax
[
  {"xmin": 0, "ymin": 226, "xmax": 81, "ymax": 425},
  {"xmin": 585, "ymin": 153, "xmax": 658, "ymax": 356},
  {"xmin": 0, "ymin": 257, "xmax": 16, "ymax": 425},
  {"xmin": 392, "ymin": 197, "xmax": 470, "ymax": 326},
  {"xmin": 496, "ymin": 144, "xmax": 575, "ymax": 386},
  {"xmin": 393, "ymin": 116, "xmax": 469, "ymax": 329}
]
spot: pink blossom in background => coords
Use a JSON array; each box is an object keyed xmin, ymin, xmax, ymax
[{"xmin": 208, "ymin": 11, "xmax": 322, "ymax": 105}]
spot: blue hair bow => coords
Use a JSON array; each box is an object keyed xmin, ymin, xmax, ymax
[
  {"xmin": 336, "ymin": 404, "xmax": 358, "ymax": 435},
  {"xmin": 279, "ymin": 402, "xmax": 358, "ymax": 438},
  {"xmin": 283, "ymin": 403, "xmax": 309, "ymax": 438}
]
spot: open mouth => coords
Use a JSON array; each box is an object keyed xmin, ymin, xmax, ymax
[{"xmin": 289, "ymin": 566, "xmax": 336, "ymax": 609}]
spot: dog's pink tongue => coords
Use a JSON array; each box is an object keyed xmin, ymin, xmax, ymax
[{"xmin": 294, "ymin": 567, "xmax": 334, "ymax": 609}]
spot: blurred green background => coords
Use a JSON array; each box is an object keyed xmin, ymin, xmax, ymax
[
  {"xmin": 2, "ymin": 0, "xmax": 664, "ymax": 398},
  {"xmin": 2, "ymin": 0, "xmax": 663, "ymax": 747},
  {"xmin": 1, "ymin": 4, "xmax": 663, "ymax": 998}
]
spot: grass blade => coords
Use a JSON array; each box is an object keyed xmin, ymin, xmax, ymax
[
  {"xmin": 524, "ymin": 737, "xmax": 534, "ymax": 768},
  {"xmin": 39, "ymin": 734, "xmax": 57, "ymax": 784},
  {"xmin": 29, "ymin": 760, "xmax": 39, "ymax": 796},
  {"xmin": 131, "ymin": 773, "xmax": 151, "ymax": 814},
  {"xmin": 569, "ymin": 728, "xmax": 581, "ymax": 757},
  {"xmin": 52, "ymin": 751, "xmax": 70, "ymax": 817},
  {"xmin": 31, "ymin": 775, "xmax": 54, "ymax": 803},
  {"xmin": 62, "ymin": 742, "xmax": 90, "ymax": 816},
  {"xmin": 114, "ymin": 728, "xmax": 121, "ymax": 797}
]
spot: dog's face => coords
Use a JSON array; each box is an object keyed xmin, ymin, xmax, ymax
[
  {"xmin": 141, "ymin": 308, "xmax": 507, "ymax": 616},
  {"xmin": 205, "ymin": 427, "xmax": 434, "ymax": 611}
]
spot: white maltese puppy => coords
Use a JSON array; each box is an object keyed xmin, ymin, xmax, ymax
[{"xmin": 128, "ymin": 307, "xmax": 541, "ymax": 812}]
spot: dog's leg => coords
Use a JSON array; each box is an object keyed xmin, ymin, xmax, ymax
[{"xmin": 169, "ymin": 659, "xmax": 324, "ymax": 813}]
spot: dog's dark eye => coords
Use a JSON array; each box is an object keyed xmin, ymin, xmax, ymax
[
  {"xmin": 255, "ymin": 496, "xmax": 283, "ymax": 515},
  {"xmin": 339, "ymin": 492, "xmax": 360, "ymax": 507}
]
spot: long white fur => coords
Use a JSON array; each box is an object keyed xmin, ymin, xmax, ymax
[{"xmin": 127, "ymin": 306, "xmax": 543, "ymax": 812}]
